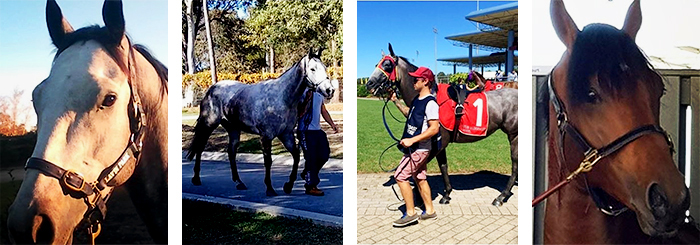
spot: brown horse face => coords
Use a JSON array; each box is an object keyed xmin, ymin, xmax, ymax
[
  {"xmin": 7, "ymin": 1, "xmax": 135, "ymax": 243},
  {"xmin": 551, "ymin": 0, "xmax": 689, "ymax": 237}
]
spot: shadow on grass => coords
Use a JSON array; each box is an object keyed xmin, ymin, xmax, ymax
[
  {"xmin": 381, "ymin": 170, "xmax": 517, "ymax": 207},
  {"xmin": 183, "ymin": 199, "xmax": 342, "ymax": 245}
]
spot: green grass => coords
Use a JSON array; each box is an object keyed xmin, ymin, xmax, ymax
[
  {"xmin": 357, "ymin": 99, "xmax": 512, "ymax": 174},
  {"xmin": 183, "ymin": 199, "xmax": 342, "ymax": 245}
]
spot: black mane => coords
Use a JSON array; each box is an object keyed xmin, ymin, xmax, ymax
[
  {"xmin": 54, "ymin": 25, "xmax": 168, "ymax": 93},
  {"xmin": 567, "ymin": 23, "xmax": 658, "ymax": 105}
]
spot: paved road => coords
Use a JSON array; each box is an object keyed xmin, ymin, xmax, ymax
[
  {"xmin": 357, "ymin": 172, "xmax": 518, "ymax": 244},
  {"xmin": 182, "ymin": 151, "xmax": 343, "ymax": 226}
]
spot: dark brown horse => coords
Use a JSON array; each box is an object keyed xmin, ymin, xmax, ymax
[
  {"xmin": 366, "ymin": 44, "xmax": 518, "ymax": 206},
  {"xmin": 543, "ymin": 0, "xmax": 695, "ymax": 243}
]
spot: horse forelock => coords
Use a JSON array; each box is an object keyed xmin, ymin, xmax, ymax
[
  {"xmin": 54, "ymin": 25, "xmax": 130, "ymax": 74},
  {"xmin": 566, "ymin": 23, "xmax": 661, "ymax": 106}
]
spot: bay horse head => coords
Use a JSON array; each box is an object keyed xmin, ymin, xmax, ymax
[
  {"xmin": 8, "ymin": 0, "xmax": 159, "ymax": 243},
  {"xmin": 548, "ymin": 0, "xmax": 689, "ymax": 238},
  {"xmin": 302, "ymin": 47, "xmax": 335, "ymax": 98}
]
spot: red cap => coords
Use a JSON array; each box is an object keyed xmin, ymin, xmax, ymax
[{"xmin": 408, "ymin": 67, "xmax": 435, "ymax": 82}]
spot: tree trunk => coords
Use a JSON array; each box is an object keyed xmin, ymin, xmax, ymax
[
  {"xmin": 185, "ymin": 0, "xmax": 195, "ymax": 74},
  {"xmin": 203, "ymin": 0, "xmax": 217, "ymax": 83},
  {"xmin": 330, "ymin": 38, "xmax": 339, "ymax": 103},
  {"xmin": 269, "ymin": 45, "xmax": 275, "ymax": 73}
]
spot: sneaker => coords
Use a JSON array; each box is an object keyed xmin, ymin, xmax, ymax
[
  {"xmin": 305, "ymin": 186, "xmax": 325, "ymax": 196},
  {"xmin": 420, "ymin": 211, "xmax": 437, "ymax": 220},
  {"xmin": 393, "ymin": 213, "xmax": 419, "ymax": 227}
]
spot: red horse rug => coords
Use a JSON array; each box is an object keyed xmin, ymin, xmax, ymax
[{"xmin": 436, "ymin": 83, "xmax": 489, "ymax": 136}]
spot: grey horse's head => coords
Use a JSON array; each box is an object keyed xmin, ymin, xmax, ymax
[{"xmin": 303, "ymin": 48, "xmax": 335, "ymax": 98}]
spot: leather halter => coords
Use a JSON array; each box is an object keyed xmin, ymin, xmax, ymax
[
  {"xmin": 532, "ymin": 74, "xmax": 674, "ymax": 216},
  {"xmin": 24, "ymin": 45, "xmax": 145, "ymax": 243}
]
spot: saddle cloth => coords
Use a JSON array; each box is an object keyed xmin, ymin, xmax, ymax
[
  {"xmin": 436, "ymin": 83, "xmax": 489, "ymax": 136},
  {"xmin": 484, "ymin": 80, "xmax": 505, "ymax": 91}
]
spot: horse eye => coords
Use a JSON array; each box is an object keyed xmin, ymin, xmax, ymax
[
  {"xmin": 310, "ymin": 68, "xmax": 316, "ymax": 72},
  {"xmin": 587, "ymin": 89, "xmax": 599, "ymax": 102},
  {"xmin": 102, "ymin": 94, "xmax": 117, "ymax": 107}
]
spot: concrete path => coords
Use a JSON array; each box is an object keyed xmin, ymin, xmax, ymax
[
  {"xmin": 357, "ymin": 172, "xmax": 518, "ymax": 244},
  {"xmin": 182, "ymin": 151, "xmax": 343, "ymax": 226}
]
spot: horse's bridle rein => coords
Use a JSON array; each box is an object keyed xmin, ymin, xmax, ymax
[
  {"xmin": 532, "ymin": 74, "xmax": 674, "ymax": 214},
  {"xmin": 24, "ymin": 45, "xmax": 146, "ymax": 244}
]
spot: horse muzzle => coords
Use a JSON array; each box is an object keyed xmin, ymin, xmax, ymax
[
  {"xmin": 638, "ymin": 184, "xmax": 690, "ymax": 237},
  {"xmin": 8, "ymin": 200, "xmax": 57, "ymax": 244},
  {"xmin": 316, "ymin": 81, "xmax": 335, "ymax": 99}
]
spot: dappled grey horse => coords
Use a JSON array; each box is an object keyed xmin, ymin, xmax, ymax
[
  {"xmin": 366, "ymin": 43, "xmax": 518, "ymax": 206},
  {"xmin": 187, "ymin": 48, "xmax": 334, "ymax": 196}
]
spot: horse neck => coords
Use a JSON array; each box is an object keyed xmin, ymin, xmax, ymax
[
  {"xmin": 278, "ymin": 61, "xmax": 307, "ymax": 106},
  {"xmin": 397, "ymin": 59, "xmax": 419, "ymax": 106},
  {"xmin": 130, "ymin": 50, "xmax": 167, "ymax": 165}
]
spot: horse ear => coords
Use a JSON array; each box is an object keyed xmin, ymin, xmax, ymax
[
  {"xmin": 46, "ymin": 0, "xmax": 74, "ymax": 48},
  {"xmin": 316, "ymin": 47, "xmax": 324, "ymax": 57},
  {"xmin": 381, "ymin": 50, "xmax": 386, "ymax": 57},
  {"xmin": 102, "ymin": 0, "xmax": 125, "ymax": 43},
  {"xmin": 622, "ymin": 0, "xmax": 642, "ymax": 40},
  {"xmin": 388, "ymin": 43, "xmax": 396, "ymax": 57},
  {"xmin": 308, "ymin": 47, "xmax": 315, "ymax": 58},
  {"xmin": 550, "ymin": 0, "xmax": 579, "ymax": 50}
]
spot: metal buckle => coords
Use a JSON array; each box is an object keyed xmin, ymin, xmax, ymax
[
  {"xmin": 455, "ymin": 104, "xmax": 464, "ymax": 116},
  {"xmin": 89, "ymin": 221, "xmax": 101, "ymax": 245},
  {"xmin": 566, "ymin": 149, "xmax": 603, "ymax": 181},
  {"xmin": 61, "ymin": 170, "xmax": 85, "ymax": 192}
]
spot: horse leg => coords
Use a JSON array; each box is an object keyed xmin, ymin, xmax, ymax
[
  {"xmin": 261, "ymin": 137, "xmax": 277, "ymax": 196},
  {"xmin": 437, "ymin": 150, "xmax": 453, "ymax": 204},
  {"xmin": 279, "ymin": 132, "xmax": 299, "ymax": 194},
  {"xmin": 493, "ymin": 134, "xmax": 518, "ymax": 206},
  {"xmin": 220, "ymin": 121, "xmax": 247, "ymax": 190}
]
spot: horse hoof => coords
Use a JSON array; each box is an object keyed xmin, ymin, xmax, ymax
[
  {"xmin": 283, "ymin": 182, "xmax": 293, "ymax": 194},
  {"xmin": 191, "ymin": 177, "xmax": 201, "ymax": 186},
  {"xmin": 236, "ymin": 182, "xmax": 248, "ymax": 190},
  {"xmin": 439, "ymin": 196, "xmax": 451, "ymax": 204},
  {"xmin": 492, "ymin": 199, "xmax": 503, "ymax": 207},
  {"xmin": 266, "ymin": 189, "xmax": 278, "ymax": 196}
]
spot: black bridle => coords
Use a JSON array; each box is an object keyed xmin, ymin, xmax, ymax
[
  {"xmin": 24, "ymin": 47, "xmax": 145, "ymax": 244},
  {"xmin": 532, "ymin": 74, "xmax": 674, "ymax": 216}
]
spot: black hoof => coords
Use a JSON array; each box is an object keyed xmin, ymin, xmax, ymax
[
  {"xmin": 191, "ymin": 177, "xmax": 201, "ymax": 186},
  {"xmin": 266, "ymin": 189, "xmax": 278, "ymax": 196},
  {"xmin": 235, "ymin": 182, "xmax": 247, "ymax": 190},
  {"xmin": 439, "ymin": 196, "xmax": 451, "ymax": 204},
  {"xmin": 492, "ymin": 198, "xmax": 503, "ymax": 207},
  {"xmin": 283, "ymin": 182, "xmax": 293, "ymax": 194}
]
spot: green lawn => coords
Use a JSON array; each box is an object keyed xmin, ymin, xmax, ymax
[
  {"xmin": 357, "ymin": 99, "xmax": 512, "ymax": 174},
  {"xmin": 183, "ymin": 199, "xmax": 342, "ymax": 244}
]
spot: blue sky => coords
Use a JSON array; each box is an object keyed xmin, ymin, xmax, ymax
[
  {"xmin": 0, "ymin": 0, "xmax": 168, "ymax": 99},
  {"xmin": 357, "ymin": 1, "xmax": 517, "ymax": 78}
]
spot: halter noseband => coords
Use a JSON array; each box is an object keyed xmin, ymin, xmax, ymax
[
  {"xmin": 24, "ymin": 46, "xmax": 145, "ymax": 244},
  {"xmin": 532, "ymin": 74, "xmax": 674, "ymax": 216}
]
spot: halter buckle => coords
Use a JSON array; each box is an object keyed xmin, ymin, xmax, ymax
[
  {"xmin": 566, "ymin": 149, "xmax": 603, "ymax": 181},
  {"xmin": 61, "ymin": 170, "xmax": 85, "ymax": 193}
]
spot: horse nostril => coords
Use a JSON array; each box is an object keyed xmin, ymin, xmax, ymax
[
  {"xmin": 648, "ymin": 183, "xmax": 669, "ymax": 218},
  {"xmin": 34, "ymin": 214, "xmax": 55, "ymax": 244}
]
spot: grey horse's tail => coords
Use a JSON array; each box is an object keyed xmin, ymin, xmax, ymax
[
  {"xmin": 186, "ymin": 119, "xmax": 215, "ymax": 160},
  {"xmin": 186, "ymin": 89, "xmax": 220, "ymax": 160}
]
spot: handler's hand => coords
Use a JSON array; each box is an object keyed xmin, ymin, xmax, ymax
[
  {"xmin": 332, "ymin": 124, "xmax": 339, "ymax": 134},
  {"xmin": 390, "ymin": 91, "xmax": 398, "ymax": 102},
  {"xmin": 399, "ymin": 138, "xmax": 414, "ymax": 148}
]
